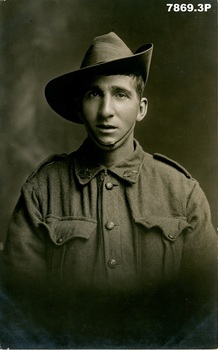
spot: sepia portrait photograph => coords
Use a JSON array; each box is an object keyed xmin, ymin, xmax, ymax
[{"xmin": 0, "ymin": 0, "xmax": 217, "ymax": 348}]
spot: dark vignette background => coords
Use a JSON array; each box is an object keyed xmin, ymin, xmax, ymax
[{"xmin": 0, "ymin": 0, "xmax": 217, "ymax": 248}]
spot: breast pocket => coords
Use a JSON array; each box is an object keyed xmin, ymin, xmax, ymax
[
  {"xmin": 40, "ymin": 216, "xmax": 97, "ymax": 289},
  {"xmin": 134, "ymin": 216, "xmax": 192, "ymax": 286}
]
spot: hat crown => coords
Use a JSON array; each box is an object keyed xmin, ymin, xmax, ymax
[{"xmin": 80, "ymin": 32, "xmax": 133, "ymax": 68}]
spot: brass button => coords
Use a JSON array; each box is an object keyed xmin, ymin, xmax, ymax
[
  {"xmin": 56, "ymin": 238, "xmax": 63, "ymax": 244},
  {"xmin": 105, "ymin": 182, "xmax": 113, "ymax": 190},
  {"xmin": 105, "ymin": 221, "xmax": 115, "ymax": 230},
  {"xmin": 108, "ymin": 259, "xmax": 117, "ymax": 268},
  {"xmin": 168, "ymin": 234, "xmax": 174, "ymax": 239}
]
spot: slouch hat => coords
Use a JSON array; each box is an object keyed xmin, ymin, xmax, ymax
[{"xmin": 45, "ymin": 32, "xmax": 153, "ymax": 123}]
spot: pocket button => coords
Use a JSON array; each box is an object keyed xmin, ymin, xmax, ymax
[{"xmin": 108, "ymin": 259, "xmax": 117, "ymax": 268}]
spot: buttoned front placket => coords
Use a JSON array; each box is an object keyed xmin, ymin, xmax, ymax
[
  {"xmin": 74, "ymin": 139, "xmax": 145, "ymax": 291},
  {"xmin": 97, "ymin": 169, "xmax": 124, "ymax": 291}
]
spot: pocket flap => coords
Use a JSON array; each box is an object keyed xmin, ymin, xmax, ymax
[
  {"xmin": 40, "ymin": 216, "xmax": 97, "ymax": 246},
  {"xmin": 134, "ymin": 216, "xmax": 192, "ymax": 241}
]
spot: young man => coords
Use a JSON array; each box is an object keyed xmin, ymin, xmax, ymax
[{"xmin": 1, "ymin": 32, "xmax": 217, "ymax": 348}]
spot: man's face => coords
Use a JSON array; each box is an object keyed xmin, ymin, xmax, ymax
[{"xmin": 80, "ymin": 75, "xmax": 147, "ymax": 148}]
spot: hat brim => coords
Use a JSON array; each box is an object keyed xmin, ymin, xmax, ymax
[{"xmin": 45, "ymin": 43, "xmax": 153, "ymax": 123}]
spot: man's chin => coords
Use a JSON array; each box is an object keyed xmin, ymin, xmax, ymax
[
  {"xmin": 85, "ymin": 123, "xmax": 135, "ymax": 151},
  {"xmin": 92, "ymin": 136, "xmax": 117, "ymax": 150},
  {"xmin": 98, "ymin": 138, "xmax": 116, "ymax": 146}
]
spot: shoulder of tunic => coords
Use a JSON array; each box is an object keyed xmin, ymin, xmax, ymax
[
  {"xmin": 27, "ymin": 153, "xmax": 68, "ymax": 181},
  {"xmin": 153, "ymin": 153, "xmax": 193, "ymax": 179}
]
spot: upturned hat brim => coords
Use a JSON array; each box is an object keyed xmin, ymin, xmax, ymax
[{"xmin": 45, "ymin": 40, "xmax": 153, "ymax": 123}]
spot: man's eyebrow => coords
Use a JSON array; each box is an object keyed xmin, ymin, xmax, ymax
[
  {"xmin": 111, "ymin": 86, "xmax": 133, "ymax": 95},
  {"xmin": 82, "ymin": 84, "xmax": 133, "ymax": 96}
]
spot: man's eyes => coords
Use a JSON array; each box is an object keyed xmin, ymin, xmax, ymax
[
  {"xmin": 84, "ymin": 90, "xmax": 130, "ymax": 100},
  {"xmin": 115, "ymin": 92, "xmax": 128, "ymax": 99},
  {"xmin": 85, "ymin": 90, "xmax": 100, "ymax": 99}
]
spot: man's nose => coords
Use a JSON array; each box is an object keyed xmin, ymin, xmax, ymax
[{"xmin": 98, "ymin": 96, "xmax": 114, "ymax": 118}]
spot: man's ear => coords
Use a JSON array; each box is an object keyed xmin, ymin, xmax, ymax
[{"xmin": 136, "ymin": 97, "xmax": 148, "ymax": 122}]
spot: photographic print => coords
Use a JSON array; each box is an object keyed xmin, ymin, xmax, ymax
[{"xmin": 0, "ymin": 0, "xmax": 217, "ymax": 348}]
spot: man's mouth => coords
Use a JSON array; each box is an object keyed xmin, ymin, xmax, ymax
[{"xmin": 96, "ymin": 124, "xmax": 117, "ymax": 130}]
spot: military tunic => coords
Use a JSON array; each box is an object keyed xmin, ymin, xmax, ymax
[{"xmin": 2, "ymin": 139, "xmax": 217, "ymax": 348}]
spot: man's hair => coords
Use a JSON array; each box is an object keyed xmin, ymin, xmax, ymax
[{"xmin": 128, "ymin": 73, "xmax": 145, "ymax": 99}]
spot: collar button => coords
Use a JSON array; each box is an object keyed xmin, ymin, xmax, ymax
[{"xmin": 105, "ymin": 182, "xmax": 113, "ymax": 190}]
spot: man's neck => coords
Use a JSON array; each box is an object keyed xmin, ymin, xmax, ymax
[{"xmin": 86, "ymin": 137, "xmax": 135, "ymax": 167}]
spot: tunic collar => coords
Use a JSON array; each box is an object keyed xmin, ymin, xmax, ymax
[{"xmin": 74, "ymin": 139, "xmax": 145, "ymax": 185}]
